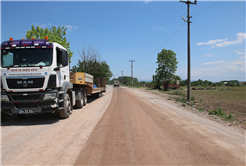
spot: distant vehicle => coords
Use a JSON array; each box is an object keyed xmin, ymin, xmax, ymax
[
  {"xmin": 114, "ymin": 80, "xmax": 120, "ymax": 87},
  {"xmin": 163, "ymin": 79, "xmax": 180, "ymax": 89}
]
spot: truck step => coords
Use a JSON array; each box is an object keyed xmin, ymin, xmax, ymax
[
  {"xmin": 59, "ymin": 99, "xmax": 64, "ymax": 102},
  {"xmin": 59, "ymin": 91, "xmax": 65, "ymax": 94},
  {"xmin": 58, "ymin": 107, "xmax": 64, "ymax": 110}
]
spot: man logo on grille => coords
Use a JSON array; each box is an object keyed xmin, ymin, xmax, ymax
[{"xmin": 17, "ymin": 80, "xmax": 33, "ymax": 87}]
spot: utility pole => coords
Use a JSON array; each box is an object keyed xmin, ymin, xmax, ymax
[
  {"xmin": 180, "ymin": 0, "xmax": 197, "ymax": 102},
  {"xmin": 121, "ymin": 71, "xmax": 124, "ymax": 85},
  {"xmin": 129, "ymin": 60, "xmax": 135, "ymax": 87}
]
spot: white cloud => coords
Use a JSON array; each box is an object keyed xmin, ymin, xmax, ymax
[
  {"xmin": 203, "ymin": 53, "xmax": 214, "ymax": 57},
  {"xmin": 197, "ymin": 39, "xmax": 228, "ymax": 46},
  {"xmin": 203, "ymin": 60, "xmax": 226, "ymax": 65},
  {"xmin": 239, "ymin": 55, "xmax": 246, "ymax": 59},
  {"xmin": 144, "ymin": 0, "xmax": 152, "ymax": 4},
  {"xmin": 215, "ymin": 33, "xmax": 246, "ymax": 47},
  {"xmin": 65, "ymin": 25, "xmax": 78, "ymax": 33},
  {"xmin": 197, "ymin": 32, "xmax": 246, "ymax": 48},
  {"xmin": 38, "ymin": 23, "xmax": 47, "ymax": 28},
  {"xmin": 34, "ymin": 23, "xmax": 56, "ymax": 29},
  {"xmin": 176, "ymin": 58, "xmax": 245, "ymax": 81},
  {"xmin": 233, "ymin": 50, "xmax": 246, "ymax": 55},
  {"xmin": 33, "ymin": 23, "xmax": 78, "ymax": 34}
]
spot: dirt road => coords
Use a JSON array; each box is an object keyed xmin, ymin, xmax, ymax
[
  {"xmin": 1, "ymin": 86, "xmax": 245, "ymax": 165},
  {"xmin": 1, "ymin": 86, "xmax": 114, "ymax": 165}
]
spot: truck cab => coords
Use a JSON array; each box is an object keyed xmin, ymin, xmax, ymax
[
  {"xmin": 114, "ymin": 80, "xmax": 120, "ymax": 87},
  {"xmin": 1, "ymin": 37, "xmax": 75, "ymax": 119}
]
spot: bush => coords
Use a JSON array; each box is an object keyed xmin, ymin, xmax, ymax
[
  {"xmin": 209, "ymin": 108, "xmax": 235, "ymax": 121},
  {"xmin": 197, "ymin": 107, "xmax": 204, "ymax": 112},
  {"xmin": 225, "ymin": 113, "xmax": 235, "ymax": 121},
  {"xmin": 209, "ymin": 108, "xmax": 226, "ymax": 117},
  {"xmin": 171, "ymin": 90, "xmax": 186, "ymax": 97},
  {"xmin": 174, "ymin": 97, "xmax": 186, "ymax": 103},
  {"xmin": 191, "ymin": 96, "xmax": 195, "ymax": 101}
]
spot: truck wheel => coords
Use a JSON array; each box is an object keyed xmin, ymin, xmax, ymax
[
  {"xmin": 83, "ymin": 90, "xmax": 87, "ymax": 106},
  {"xmin": 13, "ymin": 114, "xmax": 26, "ymax": 120},
  {"xmin": 76, "ymin": 91, "xmax": 84, "ymax": 109},
  {"xmin": 59, "ymin": 94, "xmax": 72, "ymax": 119}
]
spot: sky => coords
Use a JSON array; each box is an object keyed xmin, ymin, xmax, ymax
[{"xmin": 1, "ymin": 0, "xmax": 245, "ymax": 82}]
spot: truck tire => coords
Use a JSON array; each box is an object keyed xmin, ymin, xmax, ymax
[
  {"xmin": 83, "ymin": 90, "xmax": 87, "ymax": 106},
  {"xmin": 75, "ymin": 91, "xmax": 84, "ymax": 109},
  {"xmin": 59, "ymin": 94, "xmax": 72, "ymax": 119},
  {"xmin": 13, "ymin": 114, "xmax": 26, "ymax": 120}
]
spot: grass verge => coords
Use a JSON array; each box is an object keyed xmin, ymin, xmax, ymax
[{"xmin": 209, "ymin": 108, "xmax": 235, "ymax": 122}]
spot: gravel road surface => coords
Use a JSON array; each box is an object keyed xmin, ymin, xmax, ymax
[
  {"xmin": 1, "ymin": 86, "xmax": 245, "ymax": 165},
  {"xmin": 1, "ymin": 86, "xmax": 113, "ymax": 165}
]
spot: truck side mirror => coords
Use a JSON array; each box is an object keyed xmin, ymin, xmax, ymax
[{"xmin": 61, "ymin": 51, "xmax": 68, "ymax": 66}]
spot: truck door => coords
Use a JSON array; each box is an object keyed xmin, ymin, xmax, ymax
[{"xmin": 56, "ymin": 48, "xmax": 69, "ymax": 87}]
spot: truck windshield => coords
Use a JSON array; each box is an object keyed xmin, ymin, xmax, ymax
[{"xmin": 1, "ymin": 49, "xmax": 53, "ymax": 68}]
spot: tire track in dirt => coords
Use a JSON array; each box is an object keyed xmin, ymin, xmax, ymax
[{"xmin": 74, "ymin": 87, "xmax": 245, "ymax": 165}]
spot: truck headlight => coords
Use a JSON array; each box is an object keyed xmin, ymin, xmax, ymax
[
  {"xmin": 1, "ymin": 95, "xmax": 9, "ymax": 102},
  {"xmin": 43, "ymin": 93, "xmax": 56, "ymax": 100}
]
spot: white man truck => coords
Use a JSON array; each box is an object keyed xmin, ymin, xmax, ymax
[{"xmin": 1, "ymin": 37, "xmax": 106, "ymax": 119}]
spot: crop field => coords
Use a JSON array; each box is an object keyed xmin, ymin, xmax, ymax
[{"xmin": 179, "ymin": 86, "xmax": 246, "ymax": 126}]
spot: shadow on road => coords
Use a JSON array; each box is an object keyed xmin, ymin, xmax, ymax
[
  {"xmin": 1, "ymin": 113, "xmax": 60, "ymax": 126},
  {"xmin": 1, "ymin": 94, "xmax": 105, "ymax": 126},
  {"xmin": 86, "ymin": 94, "xmax": 105, "ymax": 103}
]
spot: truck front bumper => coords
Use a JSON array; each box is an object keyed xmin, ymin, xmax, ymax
[{"xmin": 1, "ymin": 89, "xmax": 60, "ymax": 115}]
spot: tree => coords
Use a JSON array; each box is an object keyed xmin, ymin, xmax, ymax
[
  {"xmin": 197, "ymin": 79, "xmax": 204, "ymax": 86},
  {"xmin": 204, "ymin": 80, "xmax": 210, "ymax": 86},
  {"xmin": 155, "ymin": 49, "xmax": 178, "ymax": 89},
  {"xmin": 75, "ymin": 45, "xmax": 101, "ymax": 76},
  {"xmin": 153, "ymin": 74, "xmax": 162, "ymax": 89},
  {"xmin": 123, "ymin": 77, "xmax": 131, "ymax": 86},
  {"xmin": 72, "ymin": 45, "xmax": 112, "ymax": 83},
  {"xmin": 173, "ymin": 75, "xmax": 181, "ymax": 81},
  {"xmin": 191, "ymin": 81, "xmax": 198, "ymax": 86},
  {"xmin": 180, "ymin": 80, "xmax": 187, "ymax": 86},
  {"xmin": 117, "ymin": 76, "xmax": 133, "ymax": 86},
  {"xmin": 26, "ymin": 25, "xmax": 73, "ymax": 62},
  {"xmin": 96, "ymin": 61, "xmax": 113, "ymax": 81}
]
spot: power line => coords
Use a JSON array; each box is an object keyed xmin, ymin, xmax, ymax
[
  {"xmin": 132, "ymin": 2, "xmax": 180, "ymax": 60},
  {"xmin": 135, "ymin": 22, "xmax": 186, "ymax": 66},
  {"xmin": 133, "ymin": 6, "xmax": 187, "ymax": 65},
  {"xmin": 135, "ymin": 15, "xmax": 185, "ymax": 64},
  {"xmin": 134, "ymin": 5, "xmax": 185, "ymax": 61},
  {"xmin": 190, "ymin": 0, "xmax": 211, "ymax": 14},
  {"xmin": 193, "ymin": 0, "xmax": 221, "ymax": 17},
  {"xmin": 134, "ymin": 1, "xmax": 220, "ymax": 67}
]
